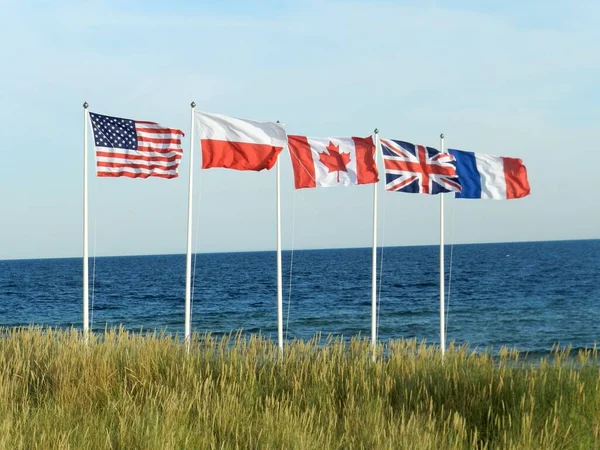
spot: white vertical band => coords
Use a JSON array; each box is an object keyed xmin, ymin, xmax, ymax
[{"xmin": 475, "ymin": 153, "xmax": 507, "ymax": 200}]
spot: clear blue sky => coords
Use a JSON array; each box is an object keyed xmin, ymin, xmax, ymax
[{"xmin": 0, "ymin": 0, "xmax": 598, "ymax": 259}]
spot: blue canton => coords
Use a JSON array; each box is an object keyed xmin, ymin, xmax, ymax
[{"xmin": 89, "ymin": 113, "xmax": 138, "ymax": 150}]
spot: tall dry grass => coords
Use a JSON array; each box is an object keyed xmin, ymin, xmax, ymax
[{"xmin": 0, "ymin": 327, "xmax": 598, "ymax": 449}]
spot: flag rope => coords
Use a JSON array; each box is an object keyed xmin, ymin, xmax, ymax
[
  {"xmin": 376, "ymin": 190, "xmax": 386, "ymax": 341},
  {"xmin": 285, "ymin": 191, "xmax": 327, "ymax": 337},
  {"xmin": 90, "ymin": 176, "xmax": 99, "ymax": 334},
  {"xmin": 88, "ymin": 114, "xmax": 118, "ymax": 335},
  {"xmin": 284, "ymin": 191, "xmax": 297, "ymax": 342},
  {"xmin": 190, "ymin": 160, "xmax": 203, "ymax": 337},
  {"xmin": 445, "ymin": 197, "xmax": 457, "ymax": 345}
]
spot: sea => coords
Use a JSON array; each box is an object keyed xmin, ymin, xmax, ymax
[{"xmin": 1, "ymin": 239, "xmax": 599, "ymax": 356}]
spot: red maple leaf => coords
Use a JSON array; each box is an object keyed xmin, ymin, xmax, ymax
[{"xmin": 319, "ymin": 141, "xmax": 351, "ymax": 182}]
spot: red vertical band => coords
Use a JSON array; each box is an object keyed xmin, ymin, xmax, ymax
[
  {"xmin": 353, "ymin": 136, "xmax": 379, "ymax": 185},
  {"xmin": 503, "ymin": 157, "xmax": 531, "ymax": 199},
  {"xmin": 288, "ymin": 135, "xmax": 317, "ymax": 189}
]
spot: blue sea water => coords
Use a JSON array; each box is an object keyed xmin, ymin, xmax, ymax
[{"xmin": 0, "ymin": 239, "xmax": 599, "ymax": 355}]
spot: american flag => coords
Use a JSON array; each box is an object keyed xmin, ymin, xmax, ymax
[
  {"xmin": 381, "ymin": 139, "xmax": 461, "ymax": 194},
  {"xmin": 89, "ymin": 112, "xmax": 184, "ymax": 179}
]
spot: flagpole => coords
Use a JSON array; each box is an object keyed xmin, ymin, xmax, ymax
[
  {"xmin": 371, "ymin": 129, "xmax": 379, "ymax": 360},
  {"xmin": 83, "ymin": 102, "xmax": 89, "ymax": 343},
  {"xmin": 276, "ymin": 142, "xmax": 283, "ymax": 356},
  {"xmin": 439, "ymin": 133, "xmax": 446, "ymax": 357},
  {"xmin": 184, "ymin": 102, "xmax": 196, "ymax": 347}
]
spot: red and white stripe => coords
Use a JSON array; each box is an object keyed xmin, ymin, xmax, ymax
[{"xmin": 96, "ymin": 121, "xmax": 184, "ymax": 179}]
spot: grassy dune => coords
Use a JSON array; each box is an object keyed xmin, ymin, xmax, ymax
[{"xmin": 0, "ymin": 328, "xmax": 598, "ymax": 449}]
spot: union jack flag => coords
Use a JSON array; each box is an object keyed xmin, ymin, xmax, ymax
[{"xmin": 381, "ymin": 139, "xmax": 462, "ymax": 194}]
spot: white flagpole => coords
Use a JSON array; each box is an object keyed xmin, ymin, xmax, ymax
[
  {"xmin": 276, "ymin": 148, "xmax": 283, "ymax": 355},
  {"xmin": 83, "ymin": 102, "xmax": 89, "ymax": 343},
  {"xmin": 184, "ymin": 102, "xmax": 196, "ymax": 346},
  {"xmin": 439, "ymin": 133, "xmax": 446, "ymax": 357},
  {"xmin": 371, "ymin": 129, "xmax": 379, "ymax": 360}
]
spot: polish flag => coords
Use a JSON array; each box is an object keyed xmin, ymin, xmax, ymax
[
  {"xmin": 288, "ymin": 135, "xmax": 378, "ymax": 189},
  {"xmin": 196, "ymin": 111, "xmax": 287, "ymax": 171}
]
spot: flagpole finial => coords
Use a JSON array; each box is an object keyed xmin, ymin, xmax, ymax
[
  {"xmin": 440, "ymin": 133, "xmax": 444, "ymax": 139},
  {"xmin": 83, "ymin": 102, "xmax": 88, "ymax": 109},
  {"xmin": 190, "ymin": 101, "xmax": 196, "ymax": 108},
  {"xmin": 374, "ymin": 128, "xmax": 379, "ymax": 134}
]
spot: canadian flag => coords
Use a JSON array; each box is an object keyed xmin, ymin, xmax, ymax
[{"xmin": 288, "ymin": 135, "xmax": 379, "ymax": 189}]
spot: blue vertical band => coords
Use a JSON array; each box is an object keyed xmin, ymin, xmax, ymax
[{"xmin": 449, "ymin": 149, "xmax": 481, "ymax": 199}]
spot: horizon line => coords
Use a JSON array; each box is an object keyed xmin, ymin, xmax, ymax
[{"xmin": 1, "ymin": 237, "xmax": 598, "ymax": 262}]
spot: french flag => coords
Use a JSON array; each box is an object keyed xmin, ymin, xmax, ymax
[{"xmin": 448, "ymin": 149, "xmax": 530, "ymax": 200}]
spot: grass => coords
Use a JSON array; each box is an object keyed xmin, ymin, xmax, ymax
[{"xmin": 0, "ymin": 327, "xmax": 598, "ymax": 449}]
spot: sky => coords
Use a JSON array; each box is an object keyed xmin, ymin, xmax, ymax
[{"xmin": 0, "ymin": 0, "xmax": 598, "ymax": 259}]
